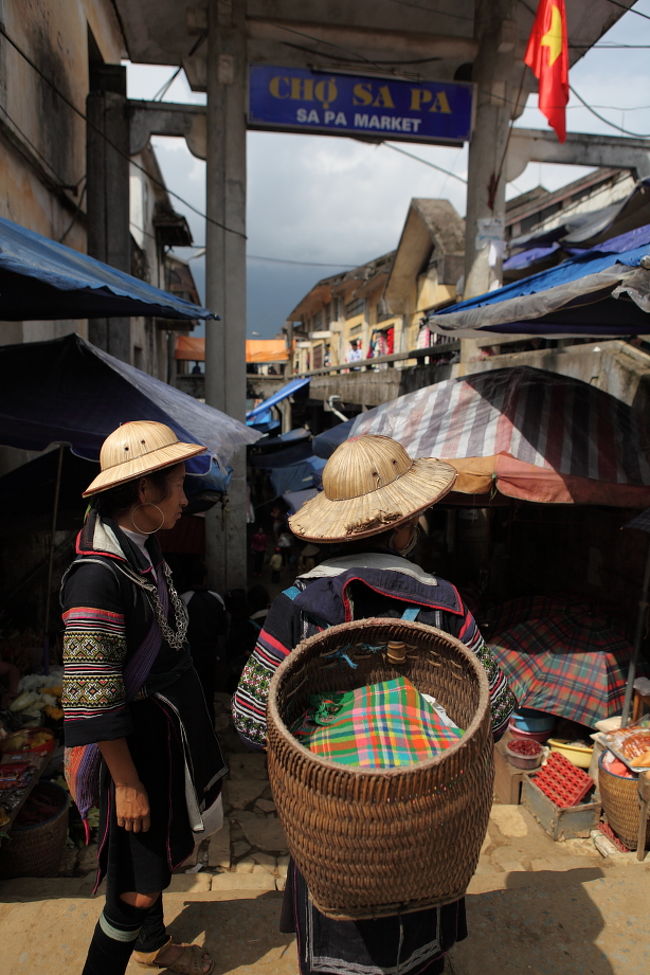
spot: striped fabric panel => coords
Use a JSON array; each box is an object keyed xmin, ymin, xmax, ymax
[
  {"xmin": 232, "ymin": 627, "xmax": 291, "ymax": 748},
  {"xmin": 62, "ymin": 605, "xmax": 129, "ymax": 722},
  {"xmin": 62, "ymin": 606, "xmax": 124, "ymax": 632},
  {"xmin": 292, "ymin": 677, "xmax": 463, "ymax": 768},
  {"xmin": 351, "ymin": 368, "xmax": 650, "ymax": 486}
]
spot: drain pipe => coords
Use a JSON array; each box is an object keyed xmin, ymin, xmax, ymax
[{"xmin": 328, "ymin": 395, "xmax": 348, "ymax": 422}]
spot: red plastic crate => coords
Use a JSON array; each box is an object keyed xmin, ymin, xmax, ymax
[{"xmin": 531, "ymin": 751, "xmax": 594, "ymax": 808}]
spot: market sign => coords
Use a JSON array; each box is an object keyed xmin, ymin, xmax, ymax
[{"xmin": 248, "ymin": 66, "xmax": 474, "ymax": 145}]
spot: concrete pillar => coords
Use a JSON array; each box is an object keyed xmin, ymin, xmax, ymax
[
  {"xmin": 86, "ymin": 64, "xmax": 131, "ymax": 362},
  {"xmin": 284, "ymin": 320, "xmax": 294, "ymax": 378},
  {"xmin": 204, "ymin": 0, "xmax": 248, "ymax": 592},
  {"xmin": 462, "ymin": 0, "xmax": 516, "ymax": 361}
]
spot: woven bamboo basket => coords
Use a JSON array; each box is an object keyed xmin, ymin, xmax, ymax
[
  {"xmin": 599, "ymin": 754, "xmax": 650, "ymax": 850},
  {"xmin": 0, "ymin": 781, "xmax": 69, "ymax": 879},
  {"xmin": 267, "ymin": 617, "xmax": 494, "ymax": 920}
]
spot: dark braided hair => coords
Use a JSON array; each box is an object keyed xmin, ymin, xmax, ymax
[{"xmin": 90, "ymin": 466, "xmax": 178, "ymax": 519}]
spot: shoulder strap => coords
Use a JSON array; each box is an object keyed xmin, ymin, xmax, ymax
[
  {"xmin": 282, "ymin": 585, "xmax": 422, "ymax": 625},
  {"xmin": 282, "ymin": 585, "xmax": 302, "ymax": 601}
]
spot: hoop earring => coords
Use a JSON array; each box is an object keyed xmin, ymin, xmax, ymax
[{"xmin": 131, "ymin": 503, "xmax": 165, "ymax": 535}]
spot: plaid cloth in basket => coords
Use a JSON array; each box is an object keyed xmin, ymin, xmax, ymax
[{"xmin": 292, "ymin": 676, "xmax": 463, "ymax": 768}]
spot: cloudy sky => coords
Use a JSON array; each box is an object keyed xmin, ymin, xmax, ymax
[{"xmin": 126, "ymin": 2, "xmax": 650, "ymax": 337}]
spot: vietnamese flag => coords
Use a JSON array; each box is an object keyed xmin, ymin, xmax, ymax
[{"xmin": 524, "ymin": 0, "xmax": 569, "ymax": 142}]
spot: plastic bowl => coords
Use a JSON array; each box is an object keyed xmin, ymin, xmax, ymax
[
  {"xmin": 547, "ymin": 738, "xmax": 593, "ymax": 769},
  {"xmin": 508, "ymin": 719, "xmax": 550, "ymax": 745},
  {"xmin": 505, "ymin": 738, "xmax": 543, "ymax": 770},
  {"xmin": 511, "ymin": 709, "xmax": 555, "ymax": 733}
]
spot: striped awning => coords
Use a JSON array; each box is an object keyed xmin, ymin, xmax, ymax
[{"xmin": 350, "ymin": 366, "xmax": 650, "ymax": 506}]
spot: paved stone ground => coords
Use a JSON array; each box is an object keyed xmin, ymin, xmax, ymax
[{"xmin": 1, "ymin": 695, "xmax": 648, "ymax": 975}]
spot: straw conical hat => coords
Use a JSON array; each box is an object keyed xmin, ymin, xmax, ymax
[
  {"xmin": 83, "ymin": 420, "xmax": 206, "ymax": 497},
  {"xmin": 289, "ymin": 435, "xmax": 456, "ymax": 542}
]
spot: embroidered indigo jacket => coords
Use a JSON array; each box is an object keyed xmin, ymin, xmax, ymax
[{"xmin": 232, "ymin": 553, "xmax": 516, "ymax": 749}]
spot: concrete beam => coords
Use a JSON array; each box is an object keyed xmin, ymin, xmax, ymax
[
  {"xmin": 507, "ymin": 127, "xmax": 650, "ymax": 182},
  {"xmin": 129, "ymin": 100, "xmax": 207, "ymax": 160},
  {"xmin": 246, "ymin": 18, "xmax": 478, "ymax": 62}
]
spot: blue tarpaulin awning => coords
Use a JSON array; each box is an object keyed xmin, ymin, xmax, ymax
[
  {"xmin": 283, "ymin": 488, "xmax": 318, "ymax": 514},
  {"xmin": 246, "ymin": 376, "xmax": 310, "ymax": 423},
  {"xmin": 427, "ymin": 227, "xmax": 650, "ymax": 338},
  {"xmin": 268, "ymin": 456, "xmax": 326, "ymax": 495},
  {"xmin": 0, "ymin": 216, "xmax": 217, "ymax": 320}
]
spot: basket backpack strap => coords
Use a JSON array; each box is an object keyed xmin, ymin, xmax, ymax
[{"xmin": 401, "ymin": 606, "xmax": 420, "ymax": 622}]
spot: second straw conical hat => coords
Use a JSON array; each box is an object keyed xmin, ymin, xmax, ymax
[{"xmin": 289, "ymin": 435, "xmax": 456, "ymax": 542}]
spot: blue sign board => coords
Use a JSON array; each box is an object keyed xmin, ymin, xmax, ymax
[{"xmin": 248, "ymin": 66, "xmax": 474, "ymax": 145}]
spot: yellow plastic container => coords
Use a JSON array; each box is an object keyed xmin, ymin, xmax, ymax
[{"xmin": 547, "ymin": 738, "xmax": 593, "ymax": 769}]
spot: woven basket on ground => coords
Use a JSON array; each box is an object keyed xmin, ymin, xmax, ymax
[
  {"xmin": 599, "ymin": 754, "xmax": 650, "ymax": 850},
  {"xmin": 267, "ymin": 617, "xmax": 494, "ymax": 920},
  {"xmin": 0, "ymin": 781, "xmax": 69, "ymax": 880}
]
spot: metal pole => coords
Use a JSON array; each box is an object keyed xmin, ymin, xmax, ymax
[
  {"xmin": 621, "ymin": 544, "xmax": 650, "ymax": 726},
  {"xmin": 42, "ymin": 444, "xmax": 65, "ymax": 673}
]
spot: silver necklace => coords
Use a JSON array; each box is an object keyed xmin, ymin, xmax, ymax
[{"xmin": 142, "ymin": 561, "xmax": 189, "ymax": 650}]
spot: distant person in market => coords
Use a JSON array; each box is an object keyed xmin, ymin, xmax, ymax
[
  {"xmin": 232, "ymin": 434, "xmax": 516, "ymax": 975},
  {"xmin": 178, "ymin": 556, "xmax": 229, "ymax": 715},
  {"xmin": 61, "ymin": 421, "xmax": 226, "ymax": 975}
]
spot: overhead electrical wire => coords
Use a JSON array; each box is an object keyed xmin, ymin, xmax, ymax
[
  {"xmin": 569, "ymin": 83, "xmax": 650, "ymax": 138},
  {"xmin": 380, "ymin": 142, "xmax": 467, "ymax": 183},
  {"xmin": 602, "ymin": 0, "xmax": 650, "ymax": 23},
  {"xmin": 0, "ymin": 101, "xmax": 79, "ymax": 191},
  {"xmin": 182, "ymin": 246, "xmax": 360, "ymax": 269},
  {"xmin": 152, "ymin": 31, "xmax": 207, "ymax": 101},
  {"xmin": 248, "ymin": 254, "xmax": 358, "ymax": 268},
  {"xmin": 383, "ymin": 0, "xmax": 474, "ymax": 21},
  {"xmin": 4, "ymin": 10, "xmax": 648, "ymax": 271},
  {"xmin": 0, "ymin": 24, "xmax": 245, "ymax": 240}
]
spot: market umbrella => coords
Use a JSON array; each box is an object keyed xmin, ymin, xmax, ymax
[
  {"xmin": 0, "ymin": 333, "xmax": 261, "ymax": 671},
  {"xmin": 350, "ymin": 366, "xmax": 650, "ymax": 507},
  {"xmin": 0, "ymin": 332, "xmax": 260, "ymax": 467},
  {"xmin": 489, "ymin": 600, "xmax": 642, "ymax": 727}
]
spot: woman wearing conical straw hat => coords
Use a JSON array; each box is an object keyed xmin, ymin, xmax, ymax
[
  {"xmin": 61, "ymin": 421, "xmax": 227, "ymax": 975},
  {"xmin": 233, "ymin": 434, "xmax": 515, "ymax": 975}
]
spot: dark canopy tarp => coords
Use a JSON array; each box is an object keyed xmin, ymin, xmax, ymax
[
  {"xmin": 0, "ymin": 448, "xmax": 227, "ymax": 529},
  {"xmin": 504, "ymin": 177, "xmax": 650, "ymax": 276},
  {"xmin": 312, "ymin": 420, "xmax": 354, "ymax": 458},
  {"xmin": 0, "ymin": 333, "xmax": 260, "ymax": 473},
  {"xmin": 0, "ymin": 216, "xmax": 216, "ymax": 321}
]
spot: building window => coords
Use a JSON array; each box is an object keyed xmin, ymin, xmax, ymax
[{"xmin": 345, "ymin": 296, "xmax": 364, "ymax": 318}]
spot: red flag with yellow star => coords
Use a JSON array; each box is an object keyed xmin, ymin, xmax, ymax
[{"xmin": 524, "ymin": 0, "xmax": 569, "ymax": 142}]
